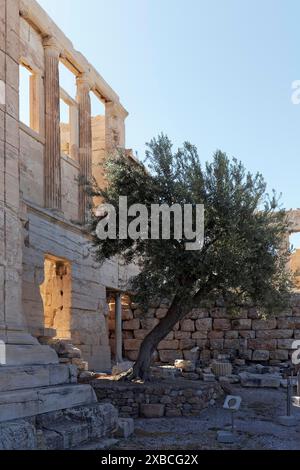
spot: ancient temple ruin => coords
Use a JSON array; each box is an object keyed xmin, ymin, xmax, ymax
[
  {"xmin": 1, "ymin": 0, "xmax": 300, "ymax": 450},
  {"xmin": 0, "ymin": 0, "xmax": 135, "ymax": 448}
]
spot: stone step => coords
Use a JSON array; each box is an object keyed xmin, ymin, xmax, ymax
[
  {"xmin": 2, "ymin": 344, "xmax": 58, "ymax": 366},
  {"xmin": 0, "ymin": 384, "xmax": 97, "ymax": 422},
  {"xmin": 0, "ymin": 364, "xmax": 77, "ymax": 392},
  {"xmin": 0, "ymin": 403, "xmax": 119, "ymax": 449},
  {"xmin": 42, "ymin": 421, "xmax": 90, "ymax": 449},
  {"xmin": 38, "ymin": 402, "xmax": 119, "ymax": 449}
]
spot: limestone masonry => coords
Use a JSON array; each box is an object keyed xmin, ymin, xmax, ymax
[
  {"xmin": 110, "ymin": 296, "xmax": 300, "ymax": 365},
  {"xmin": 1, "ymin": 0, "xmax": 300, "ymax": 449},
  {"xmin": 0, "ymin": 0, "xmax": 135, "ymax": 444}
]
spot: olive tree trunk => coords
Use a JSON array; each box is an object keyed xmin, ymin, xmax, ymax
[{"xmin": 127, "ymin": 295, "xmax": 190, "ymax": 381}]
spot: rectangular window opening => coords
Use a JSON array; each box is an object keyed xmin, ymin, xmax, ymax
[
  {"xmin": 19, "ymin": 62, "xmax": 41, "ymax": 133},
  {"xmin": 60, "ymin": 97, "xmax": 71, "ymax": 158}
]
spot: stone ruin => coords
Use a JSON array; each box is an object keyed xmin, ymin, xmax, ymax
[
  {"xmin": 1, "ymin": 0, "xmax": 300, "ymax": 450},
  {"xmin": 111, "ymin": 295, "xmax": 300, "ymax": 365},
  {"xmin": 0, "ymin": 0, "xmax": 137, "ymax": 449}
]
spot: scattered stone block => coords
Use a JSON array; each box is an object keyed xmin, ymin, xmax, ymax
[
  {"xmin": 151, "ymin": 365, "xmax": 178, "ymax": 380},
  {"xmin": 239, "ymin": 371, "xmax": 280, "ymax": 388},
  {"xmin": 174, "ymin": 359, "xmax": 195, "ymax": 372},
  {"xmin": 212, "ymin": 362, "xmax": 232, "ymax": 377},
  {"xmin": 112, "ymin": 361, "xmax": 133, "ymax": 375},
  {"xmin": 140, "ymin": 404, "xmax": 165, "ymax": 418},
  {"xmin": 219, "ymin": 375, "xmax": 240, "ymax": 384}
]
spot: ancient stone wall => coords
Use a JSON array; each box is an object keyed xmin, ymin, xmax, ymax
[
  {"xmin": 110, "ymin": 297, "xmax": 300, "ymax": 365},
  {"xmin": 14, "ymin": 0, "xmax": 139, "ymax": 373},
  {"xmin": 93, "ymin": 379, "xmax": 222, "ymax": 418}
]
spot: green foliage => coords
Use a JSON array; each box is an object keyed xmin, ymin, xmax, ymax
[{"xmin": 89, "ymin": 134, "xmax": 293, "ymax": 315}]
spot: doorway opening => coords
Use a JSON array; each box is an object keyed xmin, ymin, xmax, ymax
[{"xmin": 40, "ymin": 255, "xmax": 72, "ymax": 339}]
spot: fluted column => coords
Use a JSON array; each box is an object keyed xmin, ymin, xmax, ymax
[
  {"xmin": 43, "ymin": 37, "xmax": 62, "ymax": 210},
  {"xmin": 76, "ymin": 73, "xmax": 92, "ymax": 224},
  {"xmin": 0, "ymin": 0, "xmax": 58, "ymax": 365}
]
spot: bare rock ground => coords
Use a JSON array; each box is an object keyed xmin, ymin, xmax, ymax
[{"xmin": 112, "ymin": 385, "xmax": 300, "ymax": 450}]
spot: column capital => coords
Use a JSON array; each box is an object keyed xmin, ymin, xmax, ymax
[
  {"xmin": 19, "ymin": 5, "xmax": 30, "ymax": 19},
  {"xmin": 76, "ymin": 72, "xmax": 93, "ymax": 92},
  {"xmin": 43, "ymin": 36, "xmax": 62, "ymax": 58},
  {"xmin": 105, "ymin": 100, "xmax": 128, "ymax": 120}
]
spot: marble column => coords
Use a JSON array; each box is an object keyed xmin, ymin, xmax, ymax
[
  {"xmin": 43, "ymin": 36, "xmax": 62, "ymax": 211},
  {"xmin": 0, "ymin": 0, "xmax": 57, "ymax": 364},
  {"xmin": 76, "ymin": 73, "xmax": 92, "ymax": 224},
  {"xmin": 115, "ymin": 293, "xmax": 123, "ymax": 363}
]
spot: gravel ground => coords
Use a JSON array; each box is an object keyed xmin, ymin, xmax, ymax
[{"xmin": 113, "ymin": 385, "xmax": 300, "ymax": 450}]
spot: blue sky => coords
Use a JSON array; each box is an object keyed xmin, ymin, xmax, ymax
[{"xmin": 38, "ymin": 0, "xmax": 300, "ymax": 211}]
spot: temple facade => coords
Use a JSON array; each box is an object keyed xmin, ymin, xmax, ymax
[{"xmin": 0, "ymin": 0, "xmax": 136, "ymax": 427}]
